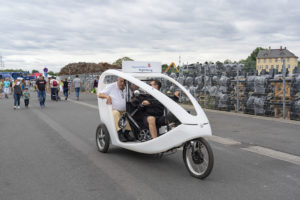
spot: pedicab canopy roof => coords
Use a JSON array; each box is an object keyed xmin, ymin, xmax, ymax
[
  {"xmin": 100, "ymin": 69, "xmax": 210, "ymax": 125},
  {"xmin": 122, "ymin": 61, "xmax": 161, "ymax": 73}
]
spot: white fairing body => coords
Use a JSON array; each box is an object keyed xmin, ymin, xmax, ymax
[{"xmin": 97, "ymin": 69, "xmax": 212, "ymax": 154}]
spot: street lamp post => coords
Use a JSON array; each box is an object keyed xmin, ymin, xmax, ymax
[
  {"xmin": 204, "ymin": 65, "xmax": 207, "ymax": 108},
  {"xmin": 282, "ymin": 58, "xmax": 286, "ymax": 119},
  {"xmin": 236, "ymin": 65, "xmax": 240, "ymax": 112},
  {"xmin": 0, "ymin": 55, "xmax": 4, "ymax": 68}
]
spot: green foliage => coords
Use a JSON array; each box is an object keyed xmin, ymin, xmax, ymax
[
  {"xmin": 216, "ymin": 61, "xmax": 223, "ymax": 67},
  {"xmin": 162, "ymin": 64, "xmax": 168, "ymax": 71},
  {"xmin": 0, "ymin": 69, "xmax": 23, "ymax": 72},
  {"xmin": 224, "ymin": 59, "xmax": 232, "ymax": 64},
  {"xmin": 240, "ymin": 47, "xmax": 265, "ymax": 72},
  {"xmin": 48, "ymin": 71, "xmax": 59, "ymax": 76},
  {"xmin": 113, "ymin": 57, "xmax": 134, "ymax": 67},
  {"xmin": 241, "ymin": 60, "xmax": 257, "ymax": 72},
  {"xmin": 32, "ymin": 69, "xmax": 39, "ymax": 73},
  {"xmin": 248, "ymin": 47, "xmax": 265, "ymax": 61}
]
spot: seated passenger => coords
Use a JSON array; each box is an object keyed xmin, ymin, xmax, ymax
[
  {"xmin": 142, "ymin": 80, "xmax": 165, "ymax": 139},
  {"xmin": 130, "ymin": 81, "xmax": 180, "ymax": 140},
  {"xmin": 98, "ymin": 77, "xmax": 134, "ymax": 142}
]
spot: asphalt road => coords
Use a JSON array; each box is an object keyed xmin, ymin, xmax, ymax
[{"xmin": 0, "ymin": 92, "xmax": 300, "ymax": 200}]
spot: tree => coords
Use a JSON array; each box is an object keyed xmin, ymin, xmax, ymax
[
  {"xmin": 48, "ymin": 71, "xmax": 54, "ymax": 76},
  {"xmin": 161, "ymin": 64, "xmax": 168, "ymax": 72},
  {"xmin": 48, "ymin": 71, "xmax": 59, "ymax": 76},
  {"xmin": 224, "ymin": 59, "xmax": 232, "ymax": 64},
  {"xmin": 240, "ymin": 47, "xmax": 265, "ymax": 72},
  {"xmin": 113, "ymin": 57, "xmax": 134, "ymax": 67},
  {"xmin": 216, "ymin": 61, "xmax": 222, "ymax": 67},
  {"xmin": 0, "ymin": 69, "xmax": 23, "ymax": 72},
  {"xmin": 32, "ymin": 69, "xmax": 39, "ymax": 73}
]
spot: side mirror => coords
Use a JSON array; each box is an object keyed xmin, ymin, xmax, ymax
[{"xmin": 134, "ymin": 90, "xmax": 140, "ymax": 97}]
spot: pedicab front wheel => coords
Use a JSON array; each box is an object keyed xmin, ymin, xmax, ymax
[
  {"xmin": 96, "ymin": 124, "xmax": 110, "ymax": 153},
  {"xmin": 183, "ymin": 138, "xmax": 214, "ymax": 179}
]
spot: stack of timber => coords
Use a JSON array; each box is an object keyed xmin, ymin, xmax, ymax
[{"xmin": 269, "ymin": 78, "xmax": 292, "ymax": 119}]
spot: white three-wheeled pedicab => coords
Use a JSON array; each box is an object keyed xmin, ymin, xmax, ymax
[{"xmin": 96, "ymin": 63, "xmax": 214, "ymax": 179}]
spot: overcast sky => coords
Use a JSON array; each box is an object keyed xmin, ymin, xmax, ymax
[{"xmin": 0, "ymin": 0, "xmax": 299, "ymax": 72}]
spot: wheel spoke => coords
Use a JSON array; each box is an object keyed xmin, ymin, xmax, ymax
[
  {"xmin": 97, "ymin": 129, "xmax": 106, "ymax": 149},
  {"xmin": 185, "ymin": 139, "xmax": 211, "ymax": 176}
]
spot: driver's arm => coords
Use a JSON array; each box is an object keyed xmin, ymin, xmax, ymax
[
  {"xmin": 98, "ymin": 93, "xmax": 112, "ymax": 104},
  {"xmin": 98, "ymin": 93, "xmax": 108, "ymax": 99}
]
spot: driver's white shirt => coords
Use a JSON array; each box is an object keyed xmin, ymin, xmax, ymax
[{"xmin": 101, "ymin": 82, "xmax": 126, "ymax": 111}]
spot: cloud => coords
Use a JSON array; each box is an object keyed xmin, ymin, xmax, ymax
[{"xmin": 0, "ymin": 0, "xmax": 299, "ymax": 72}]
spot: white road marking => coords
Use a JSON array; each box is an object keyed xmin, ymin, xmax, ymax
[
  {"xmin": 242, "ymin": 146, "xmax": 300, "ymax": 166},
  {"xmin": 68, "ymin": 98, "xmax": 98, "ymax": 109},
  {"xmin": 207, "ymin": 135, "xmax": 241, "ymax": 146},
  {"xmin": 69, "ymin": 98, "xmax": 300, "ymax": 166}
]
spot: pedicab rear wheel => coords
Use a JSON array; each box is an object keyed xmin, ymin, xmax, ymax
[
  {"xmin": 96, "ymin": 124, "xmax": 110, "ymax": 153},
  {"xmin": 183, "ymin": 138, "xmax": 214, "ymax": 179}
]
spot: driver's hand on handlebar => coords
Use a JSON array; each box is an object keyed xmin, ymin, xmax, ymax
[
  {"xmin": 106, "ymin": 96, "xmax": 112, "ymax": 104},
  {"xmin": 142, "ymin": 100, "xmax": 150, "ymax": 106}
]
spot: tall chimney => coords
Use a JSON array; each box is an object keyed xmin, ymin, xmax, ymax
[{"xmin": 280, "ymin": 46, "xmax": 282, "ymax": 51}]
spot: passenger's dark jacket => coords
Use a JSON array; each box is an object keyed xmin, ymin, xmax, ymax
[
  {"xmin": 143, "ymin": 95, "xmax": 164, "ymax": 117},
  {"xmin": 130, "ymin": 94, "xmax": 164, "ymax": 117}
]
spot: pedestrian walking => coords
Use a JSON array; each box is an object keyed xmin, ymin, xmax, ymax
[
  {"xmin": 73, "ymin": 75, "xmax": 81, "ymax": 100},
  {"xmin": 13, "ymin": 80, "xmax": 23, "ymax": 109},
  {"xmin": 59, "ymin": 79, "xmax": 63, "ymax": 95},
  {"xmin": 92, "ymin": 75, "xmax": 99, "ymax": 94},
  {"xmin": 23, "ymin": 87, "xmax": 30, "ymax": 108},
  {"xmin": 36, "ymin": 76, "xmax": 47, "ymax": 108},
  {"xmin": 50, "ymin": 77, "xmax": 58, "ymax": 101},
  {"xmin": 0, "ymin": 79, "xmax": 3, "ymax": 99},
  {"xmin": 25, "ymin": 79, "xmax": 30, "ymax": 89},
  {"xmin": 3, "ymin": 78, "xmax": 10, "ymax": 98},
  {"xmin": 67, "ymin": 77, "xmax": 72, "ymax": 95},
  {"xmin": 63, "ymin": 78, "xmax": 69, "ymax": 100},
  {"xmin": 21, "ymin": 79, "xmax": 25, "ymax": 91}
]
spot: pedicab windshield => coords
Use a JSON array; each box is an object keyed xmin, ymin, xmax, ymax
[{"xmin": 103, "ymin": 75, "xmax": 197, "ymax": 116}]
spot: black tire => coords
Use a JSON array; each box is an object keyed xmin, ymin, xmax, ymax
[
  {"xmin": 183, "ymin": 138, "xmax": 214, "ymax": 179},
  {"xmin": 96, "ymin": 124, "xmax": 110, "ymax": 153}
]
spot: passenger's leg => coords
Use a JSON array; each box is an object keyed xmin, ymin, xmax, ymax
[
  {"xmin": 147, "ymin": 116, "xmax": 158, "ymax": 139},
  {"xmin": 112, "ymin": 110, "xmax": 122, "ymax": 131},
  {"xmin": 112, "ymin": 110, "xmax": 127, "ymax": 142},
  {"xmin": 119, "ymin": 111, "xmax": 134, "ymax": 141}
]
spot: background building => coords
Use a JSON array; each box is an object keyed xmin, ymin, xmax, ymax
[{"xmin": 256, "ymin": 46, "xmax": 298, "ymax": 75}]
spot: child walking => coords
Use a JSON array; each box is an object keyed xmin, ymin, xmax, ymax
[{"xmin": 23, "ymin": 88, "xmax": 30, "ymax": 108}]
